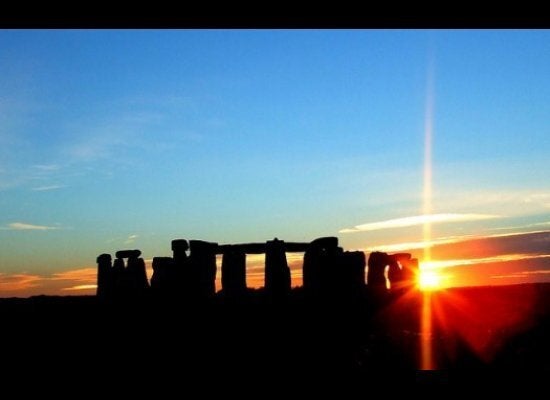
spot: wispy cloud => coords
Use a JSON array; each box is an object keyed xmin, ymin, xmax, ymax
[
  {"xmin": 0, "ymin": 273, "xmax": 43, "ymax": 292},
  {"xmin": 0, "ymin": 267, "xmax": 97, "ymax": 296},
  {"xmin": 32, "ymin": 164, "xmax": 60, "ymax": 172},
  {"xmin": 1, "ymin": 222, "xmax": 60, "ymax": 231},
  {"xmin": 124, "ymin": 234, "xmax": 139, "ymax": 244},
  {"xmin": 69, "ymin": 136, "xmax": 119, "ymax": 161},
  {"xmin": 421, "ymin": 253, "xmax": 550, "ymax": 270},
  {"xmin": 364, "ymin": 229, "xmax": 550, "ymax": 255},
  {"xmin": 62, "ymin": 284, "xmax": 97, "ymax": 291},
  {"xmin": 488, "ymin": 221, "xmax": 550, "ymax": 232},
  {"xmin": 50, "ymin": 268, "xmax": 97, "ymax": 282},
  {"xmin": 64, "ymin": 105, "xmax": 183, "ymax": 163},
  {"xmin": 432, "ymin": 189, "xmax": 550, "ymax": 217},
  {"xmin": 363, "ymin": 236, "xmax": 475, "ymax": 253},
  {"xmin": 491, "ymin": 269, "xmax": 550, "ymax": 279},
  {"xmin": 31, "ymin": 184, "xmax": 64, "ymax": 191},
  {"xmin": 340, "ymin": 213, "xmax": 500, "ymax": 234}
]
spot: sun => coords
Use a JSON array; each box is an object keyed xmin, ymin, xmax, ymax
[{"xmin": 418, "ymin": 270, "xmax": 441, "ymax": 291}]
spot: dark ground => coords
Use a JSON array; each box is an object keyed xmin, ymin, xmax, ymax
[{"xmin": 1, "ymin": 284, "xmax": 549, "ymax": 389}]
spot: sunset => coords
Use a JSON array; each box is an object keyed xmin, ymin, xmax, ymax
[{"xmin": 1, "ymin": 29, "xmax": 550, "ymax": 380}]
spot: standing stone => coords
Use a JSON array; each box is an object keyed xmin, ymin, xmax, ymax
[
  {"xmin": 111, "ymin": 249, "xmax": 149, "ymax": 297},
  {"xmin": 116, "ymin": 249, "xmax": 142, "ymax": 259},
  {"xmin": 96, "ymin": 253, "xmax": 112, "ymax": 298},
  {"xmin": 127, "ymin": 255, "xmax": 149, "ymax": 293},
  {"xmin": 303, "ymin": 236, "xmax": 340, "ymax": 293},
  {"xmin": 151, "ymin": 257, "xmax": 174, "ymax": 293},
  {"xmin": 367, "ymin": 252, "xmax": 389, "ymax": 290},
  {"xmin": 172, "ymin": 239, "xmax": 189, "ymax": 262},
  {"xmin": 338, "ymin": 251, "xmax": 366, "ymax": 295},
  {"xmin": 388, "ymin": 253, "xmax": 411, "ymax": 291},
  {"xmin": 265, "ymin": 238, "xmax": 291, "ymax": 295},
  {"xmin": 189, "ymin": 240, "xmax": 218, "ymax": 297},
  {"xmin": 221, "ymin": 247, "xmax": 247, "ymax": 295},
  {"xmin": 402, "ymin": 257, "xmax": 419, "ymax": 288},
  {"xmin": 113, "ymin": 257, "xmax": 128, "ymax": 295},
  {"xmin": 172, "ymin": 239, "xmax": 190, "ymax": 294},
  {"xmin": 387, "ymin": 256, "xmax": 403, "ymax": 291}
]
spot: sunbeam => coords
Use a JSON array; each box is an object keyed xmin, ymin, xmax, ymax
[{"xmin": 420, "ymin": 59, "xmax": 436, "ymax": 370}]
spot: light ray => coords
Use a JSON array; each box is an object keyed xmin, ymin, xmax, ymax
[{"xmin": 421, "ymin": 59, "xmax": 436, "ymax": 370}]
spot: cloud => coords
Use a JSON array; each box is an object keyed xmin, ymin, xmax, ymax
[
  {"xmin": 361, "ymin": 229, "xmax": 550, "ymax": 287},
  {"xmin": 0, "ymin": 267, "xmax": 97, "ymax": 297},
  {"xmin": 363, "ymin": 235, "xmax": 475, "ymax": 253},
  {"xmin": 32, "ymin": 164, "xmax": 60, "ymax": 171},
  {"xmin": 428, "ymin": 230, "xmax": 550, "ymax": 261},
  {"xmin": 491, "ymin": 269, "xmax": 550, "ymax": 279},
  {"xmin": 50, "ymin": 268, "xmax": 97, "ymax": 283},
  {"xmin": 421, "ymin": 253, "xmax": 550, "ymax": 270},
  {"xmin": 0, "ymin": 273, "xmax": 42, "ymax": 292},
  {"xmin": 340, "ymin": 213, "xmax": 500, "ymax": 234},
  {"xmin": 365, "ymin": 229, "xmax": 550, "ymax": 258},
  {"xmin": 2, "ymin": 222, "xmax": 60, "ymax": 231},
  {"xmin": 31, "ymin": 185, "xmax": 64, "ymax": 191},
  {"xmin": 62, "ymin": 284, "xmax": 98, "ymax": 291},
  {"xmin": 124, "ymin": 234, "xmax": 139, "ymax": 245},
  {"xmin": 339, "ymin": 228, "xmax": 361, "ymax": 234},
  {"xmin": 431, "ymin": 189, "xmax": 550, "ymax": 217}
]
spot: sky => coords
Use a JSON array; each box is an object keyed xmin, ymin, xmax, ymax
[{"xmin": 0, "ymin": 29, "xmax": 549, "ymax": 297}]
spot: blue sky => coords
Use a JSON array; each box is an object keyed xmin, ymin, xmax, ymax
[{"xmin": 1, "ymin": 30, "xmax": 549, "ymax": 295}]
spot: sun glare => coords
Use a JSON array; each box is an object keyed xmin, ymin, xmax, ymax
[{"xmin": 418, "ymin": 270, "xmax": 441, "ymax": 291}]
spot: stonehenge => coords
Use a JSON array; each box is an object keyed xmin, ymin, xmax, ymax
[{"xmin": 97, "ymin": 237, "xmax": 419, "ymax": 299}]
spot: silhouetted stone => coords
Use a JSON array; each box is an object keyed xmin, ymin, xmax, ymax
[
  {"xmin": 392, "ymin": 253, "xmax": 412, "ymax": 262},
  {"xmin": 283, "ymin": 242, "xmax": 310, "ymax": 253},
  {"xmin": 151, "ymin": 257, "xmax": 174, "ymax": 293},
  {"xmin": 112, "ymin": 257, "xmax": 125, "ymax": 285},
  {"xmin": 217, "ymin": 241, "xmax": 309, "ymax": 254},
  {"xmin": 303, "ymin": 236, "xmax": 340, "ymax": 293},
  {"xmin": 401, "ymin": 257, "xmax": 419, "ymax": 288},
  {"xmin": 367, "ymin": 252, "xmax": 389, "ymax": 290},
  {"xmin": 189, "ymin": 240, "xmax": 218, "ymax": 297},
  {"xmin": 171, "ymin": 239, "xmax": 191, "ymax": 295},
  {"xmin": 113, "ymin": 257, "xmax": 132, "ymax": 295},
  {"xmin": 310, "ymin": 236, "xmax": 339, "ymax": 248},
  {"xmin": 221, "ymin": 247, "xmax": 247, "ymax": 295},
  {"xmin": 98, "ymin": 235, "xmax": 415, "ymax": 302},
  {"xmin": 116, "ymin": 249, "xmax": 142, "ymax": 259},
  {"xmin": 265, "ymin": 238, "xmax": 291, "ymax": 295},
  {"xmin": 338, "ymin": 251, "xmax": 366, "ymax": 294},
  {"xmin": 127, "ymin": 256, "xmax": 149, "ymax": 293},
  {"xmin": 96, "ymin": 253, "xmax": 112, "ymax": 298},
  {"xmin": 387, "ymin": 257, "xmax": 403, "ymax": 291},
  {"xmin": 218, "ymin": 243, "xmax": 265, "ymax": 254},
  {"xmin": 388, "ymin": 253, "xmax": 412, "ymax": 291},
  {"xmin": 171, "ymin": 239, "xmax": 189, "ymax": 254}
]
